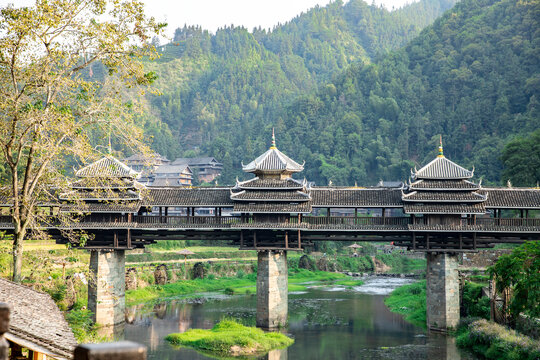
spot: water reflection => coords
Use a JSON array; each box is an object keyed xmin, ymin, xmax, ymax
[{"xmin": 124, "ymin": 278, "xmax": 477, "ymax": 360}]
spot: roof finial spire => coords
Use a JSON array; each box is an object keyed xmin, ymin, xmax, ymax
[
  {"xmin": 270, "ymin": 128, "xmax": 276, "ymax": 149},
  {"xmin": 437, "ymin": 135, "xmax": 444, "ymax": 158}
]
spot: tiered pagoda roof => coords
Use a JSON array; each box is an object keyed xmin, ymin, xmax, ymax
[
  {"xmin": 402, "ymin": 138, "xmax": 487, "ymax": 215},
  {"xmin": 60, "ymin": 155, "xmax": 144, "ymax": 213},
  {"xmin": 242, "ymin": 130, "xmax": 304, "ymax": 175},
  {"xmin": 233, "ymin": 131, "xmax": 311, "ymax": 214}
]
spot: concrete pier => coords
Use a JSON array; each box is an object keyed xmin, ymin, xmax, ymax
[
  {"xmin": 88, "ymin": 250, "xmax": 126, "ymax": 327},
  {"xmin": 426, "ymin": 252, "xmax": 460, "ymax": 332},
  {"xmin": 256, "ymin": 250, "xmax": 288, "ymax": 328}
]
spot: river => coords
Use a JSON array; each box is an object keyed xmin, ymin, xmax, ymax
[{"xmin": 123, "ymin": 276, "xmax": 478, "ymax": 359}]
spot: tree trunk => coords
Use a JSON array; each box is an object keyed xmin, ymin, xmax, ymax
[{"xmin": 12, "ymin": 230, "xmax": 25, "ymax": 283}]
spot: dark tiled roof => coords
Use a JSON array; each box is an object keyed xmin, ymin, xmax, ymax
[
  {"xmin": 413, "ymin": 156, "xmax": 473, "ymax": 180},
  {"xmin": 409, "ymin": 179, "xmax": 479, "ymax": 190},
  {"xmin": 310, "ymin": 188, "xmax": 403, "ymax": 207},
  {"xmin": 482, "ymin": 188, "xmax": 540, "ymax": 209},
  {"xmin": 236, "ymin": 177, "xmax": 305, "ymax": 189},
  {"xmin": 231, "ymin": 190, "xmax": 310, "ymax": 201},
  {"xmin": 233, "ymin": 202, "xmax": 312, "ymax": 213},
  {"xmin": 403, "ymin": 203, "xmax": 485, "ymax": 214},
  {"xmin": 154, "ymin": 164, "xmax": 192, "ymax": 174},
  {"xmin": 59, "ymin": 189, "xmax": 141, "ymax": 201},
  {"xmin": 75, "ymin": 156, "xmax": 139, "ymax": 178},
  {"xmin": 144, "ymin": 188, "xmax": 234, "ymax": 206},
  {"xmin": 0, "ymin": 278, "xmax": 77, "ymax": 360},
  {"xmin": 61, "ymin": 201, "xmax": 141, "ymax": 213},
  {"xmin": 172, "ymin": 157, "xmax": 222, "ymax": 166},
  {"xmin": 70, "ymin": 178, "xmax": 137, "ymax": 189},
  {"xmin": 402, "ymin": 191, "xmax": 487, "ymax": 202},
  {"xmin": 242, "ymin": 147, "xmax": 303, "ymax": 173}
]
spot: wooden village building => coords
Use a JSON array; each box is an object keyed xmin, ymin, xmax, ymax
[
  {"xmin": 0, "ymin": 278, "xmax": 77, "ymax": 360},
  {"xmin": 171, "ymin": 157, "xmax": 223, "ymax": 183}
]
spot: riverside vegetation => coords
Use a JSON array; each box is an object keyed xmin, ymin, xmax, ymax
[{"xmin": 385, "ymin": 242, "xmax": 540, "ymax": 359}]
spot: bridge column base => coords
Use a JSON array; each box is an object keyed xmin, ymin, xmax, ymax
[
  {"xmin": 426, "ymin": 253, "xmax": 460, "ymax": 332},
  {"xmin": 256, "ymin": 250, "xmax": 287, "ymax": 329},
  {"xmin": 88, "ymin": 250, "xmax": 126, "ymax": 327}
]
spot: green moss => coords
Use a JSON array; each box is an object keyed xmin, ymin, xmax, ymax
[
  {"xmin": 165, "ymin": 319, "xmax": 294, "ymax": 358},
  {"xmin": 384, "ymin": 280, "xmax": 426, "ymax": 328}
]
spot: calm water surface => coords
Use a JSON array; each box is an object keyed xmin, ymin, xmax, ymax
[{"xmin": 124, "ymin": 277, "xmax": 478, "ymax": 360}]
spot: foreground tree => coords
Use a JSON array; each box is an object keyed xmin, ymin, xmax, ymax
[{"xmin": 0, "ymin": 0, "xmax": 165, "ymax": 282}]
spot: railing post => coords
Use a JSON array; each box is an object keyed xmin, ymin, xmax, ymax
[
  {"xmin": 0, "ymin": 303, "xmax": 11, "ymax": 360},
  {"xmin": 74, "ymin": 341, "xmax": 147, "ymax": 360}
]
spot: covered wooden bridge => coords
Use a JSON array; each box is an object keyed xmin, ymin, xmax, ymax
[{"xmin": 0, "ymin": 135, "xmax": 538, "ymax": 332}]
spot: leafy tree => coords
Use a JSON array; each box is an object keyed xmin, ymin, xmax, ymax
[
  {"xmin": 500, "ymin": 130, "xmax": 540, "ymax": 187},
  {"xmin": 488, "ymin": 241, "xmax": 540, "ymax": 323},
  {"xmin": 0, "ymin": 0, "xmax": 165, "ymax": 282}
]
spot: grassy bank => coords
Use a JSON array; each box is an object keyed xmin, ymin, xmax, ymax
[
  {"xmin": 384, "ymin": 280, "xmax": 426, "ymax": 328},
  {"xmin": 456, "ymin": 319, "xmax": 540, "ymax": 360},
  {"xmin": 126, "ymin": 269, "xmax": 347, "ymax": 305},
  {"xmin": 166, "ymin": 319, "xmax": 294, "ymax": 358}
]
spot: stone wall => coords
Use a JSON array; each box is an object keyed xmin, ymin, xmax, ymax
[
  {"xmin": 256, "ymin": 251, "xmax": 288, "ymax": 328},
  {"xmin": 88, "ymin": 250, "xmax": 126, "ymax": 327},
  {"xmin": 461, "ymin": 249, "xmax": 512, "ymax": 269},
  {"xmin": 426, "ymin": 253, "xmax": 460, "ymax": 332}
]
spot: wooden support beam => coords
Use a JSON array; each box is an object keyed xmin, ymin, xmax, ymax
[
  {"xmin": 426, "ymin": 233, "xmax": 430, "ymax": 250},
  {"xmin": 285, "ymin": 231, "xmax": 288, "ymax": 249},
  {"xmin": 459, "ymin": 233, "xmax": 462, "ymax": 250},
  {"xmin": 473, "ymin": 232, "xmax": 477, "ymax": 250},
  {"xmin": 298, "ymin": 229, "xmax": 301, "ymax": 249},
  {"xmin": 253, "ymin": 231, "xmax": 257, "ymax": 248},
  {"xmin": 412, "ymin": 232, "xmax": 416, "ymax": 250},
  {"xmin": 240, "ymin": 231, "xmax": 244, "ymax": 247},
  {"xmin": 113, "ymin": 231, "xmax": 118, "ymax": 248}
]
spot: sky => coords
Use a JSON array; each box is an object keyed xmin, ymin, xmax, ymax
[{"xmin": 2, "ymin": 0, "xmax": 419, "ymax": 37}]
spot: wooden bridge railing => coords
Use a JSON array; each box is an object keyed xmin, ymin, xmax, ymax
[
  {"xmin": 0, "ymin": 214, "xmax": 538, "ymax": 229},
  {"xmin": 301, "ymin": 216, "xmax": 411, "ymax": 226}
]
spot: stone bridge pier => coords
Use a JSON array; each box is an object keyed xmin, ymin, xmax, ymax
[
  {"xmin": 426, "ymin": 252, "xmax": 460, "ymax": 332},
  {"xmin": 88, "ymin": 250, "xmax": 126, "ymax": 329},
  {"xmin": 256, "ymin": 250, "xmax": 288, "ymax": 328}
]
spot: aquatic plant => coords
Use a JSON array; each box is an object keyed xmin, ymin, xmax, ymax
[{"xmin": 165, "ymin": 319, "xmax": 294, "ymax": 357}]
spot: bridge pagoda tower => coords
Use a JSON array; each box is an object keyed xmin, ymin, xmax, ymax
[
  {"xmin": 61, "ymin": 156, "xmax": 143, "ymax": 330},
  {"xmin": 234, "ymin": 130, "xmax": 310, "ymax": 328},
  {"xmin": 402, "ymin": 138, "xmax": 487, "ymax": 332}
]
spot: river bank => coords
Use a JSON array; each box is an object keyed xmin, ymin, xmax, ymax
[{"xmin": 125, "ymin": 276, "xmax": 477, "ymax": 360}]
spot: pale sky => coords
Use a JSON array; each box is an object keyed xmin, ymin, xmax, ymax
[{"xmin": 3, "ymin": 0, "xmax": 418, "ymax": 37}]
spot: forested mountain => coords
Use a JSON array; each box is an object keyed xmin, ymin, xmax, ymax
[
  {"xmin": 134, "ymin": 0, "xmax": 457, "ymax": 165},
  {"xmin": 271, "ymin": 0, "xmax": 539, "ymax": 186},
  {"xmin": 137, "ymin": 0, "xmax": 538, "ymax": 187}
]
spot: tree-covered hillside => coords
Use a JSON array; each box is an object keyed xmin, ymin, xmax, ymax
[
  {"xmin": 209, "ymin": 0, "xmax": 539, "ymax": 186},
  {"xmin": 135, "ymin": 0, "xmax": 457, "ymax": 163}
]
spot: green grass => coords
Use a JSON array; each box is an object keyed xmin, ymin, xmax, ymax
[
  {"xmin": 456, "ymin": 319, "xmax": 540, "ymax": 360},
  {"xmin": 165, "ymin": 319, "xmax": 294, "ymax": 358},
  {"xmin": 384, "ymin": 280, "xmax": 426, "ymax": 328},
  {"xmin": 126, "ymin": 269, "xmax": 347, "ymax": 304},
  {"xmin": 333, "ymin": 279, "xmax": 365, "ymax": 286}
]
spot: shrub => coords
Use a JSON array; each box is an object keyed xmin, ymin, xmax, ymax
[{"xmin": 457, "ymin": 319, "xmax": 540, "ymax": 360}]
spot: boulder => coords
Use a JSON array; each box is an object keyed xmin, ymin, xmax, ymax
[{"xmin": 154, "ymin": 264, "xmax": 168, "ymax": 285}]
